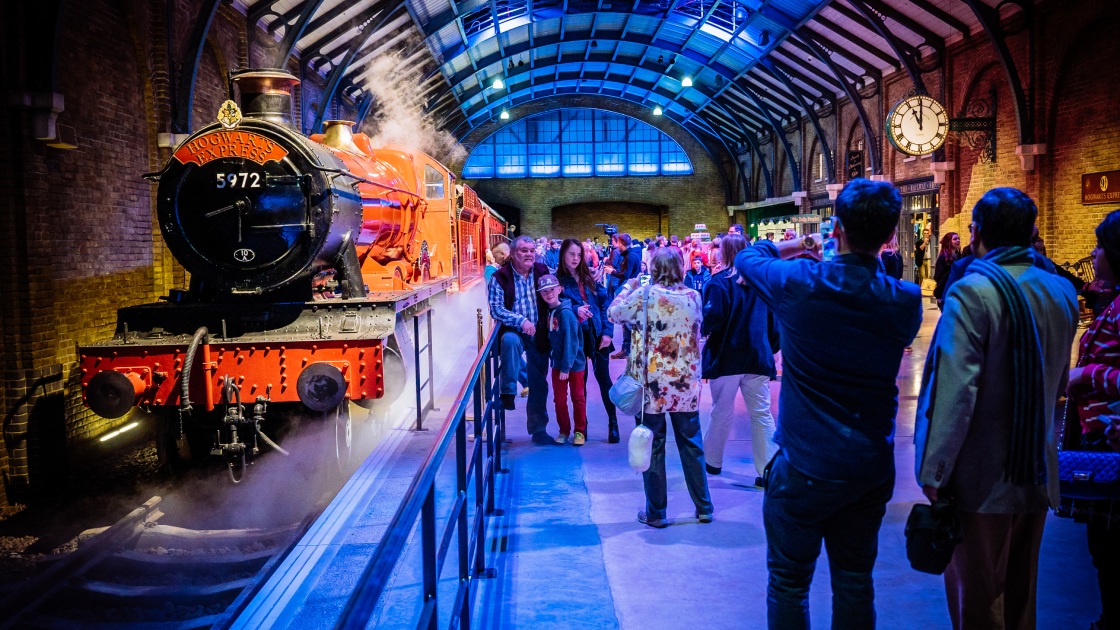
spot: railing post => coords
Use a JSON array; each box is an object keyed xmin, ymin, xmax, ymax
[
  {"xmin": 414, "ymin": 315, "xmax": 424, "ymax": 431},
  {"xmin": 421, "ymin": 484, "xmax": 437, "ymax": 630},
  {"xmin": 455, "ymin": 404, "xmax": 470, "ymax": 625},
  {"xmin": 426, "ymin": 311, "xmax": 436, "ymax": 412}
]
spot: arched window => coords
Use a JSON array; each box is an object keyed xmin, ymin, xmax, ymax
[{"xmin": 462, "ymin": 109, "xmax": 693, "ymax": 179}]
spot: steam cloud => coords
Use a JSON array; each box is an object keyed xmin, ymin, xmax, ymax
[{"xmin": 363, "ymin": 47, "xmax": 466, "ymax": 165}]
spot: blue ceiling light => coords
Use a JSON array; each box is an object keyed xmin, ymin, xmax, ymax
[
  {"xmin": 500, "ymin": 110, "xmax": 509, "ymax": 119},
  {"xmin": 653, "ymin": 106, "xmax": 663, "ymax": 116},
  {"xmin": 681, "ymin": 76, "xmax": 693, "ymax": 87},
  {"xmin": 492, "ymin": 78, "xmax": 504, "ymax": 89}
]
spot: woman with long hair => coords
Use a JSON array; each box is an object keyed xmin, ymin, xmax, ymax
[
  {"xmin": 701, "ymin": 234, "xmax": 778, "ymax": 486},
  {"xmin": 557, "ymin": 238, "xmax": 620, "ymax": 443},
  {"xmin": 609, "ymin": 247, "xmax": 713, "ymax": 528},
  {"xmin": 933, "ymin": 231, "xmax": 961, "ymax": 310}
]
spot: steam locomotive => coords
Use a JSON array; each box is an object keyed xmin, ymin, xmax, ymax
[{"xmin": 78, "ymin": 69, "xmax": 506, "ymax": 476}]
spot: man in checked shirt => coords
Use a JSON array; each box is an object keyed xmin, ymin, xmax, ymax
[{"xmin": 489, "ymin": 235, "xmax": 555, "ymax": 445}]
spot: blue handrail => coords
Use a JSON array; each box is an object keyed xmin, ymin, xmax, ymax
[{"xmin": 334, "ymin": 323, "xmax": 506, "ymax": 630}]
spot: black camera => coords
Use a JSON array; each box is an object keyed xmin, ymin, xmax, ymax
[{"xmin": 595, "ymin": 223, "xmax": 618, "ymax": 235}]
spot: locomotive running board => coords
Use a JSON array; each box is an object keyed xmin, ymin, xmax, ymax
[{"xmin": 85, "ymin": 276, "xmax": 455, "ymax": 348}]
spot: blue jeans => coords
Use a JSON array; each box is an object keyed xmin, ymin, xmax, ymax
[
  {"xmin": 763, "ymin": 452, "xmax": 894, "ymax": 630},
  {"xmin": 640, "ymin": 411, "xmax": 713, "ymax": 520},
  {"xmin": 499, "ymin": 330, "xmax": 550, "ymax": 435}
]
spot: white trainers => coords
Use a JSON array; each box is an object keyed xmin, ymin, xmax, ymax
[{"xmin": 555, "ymin": 434, "xmax": 569, "ymax": 445}]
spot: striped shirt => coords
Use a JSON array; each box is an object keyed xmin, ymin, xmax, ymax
[
  {"xmin": 1075, "ymin": 295, "xmax": 1120, "ymax": 432},
  {"xmin": 488, "ymin": 267, "xmax": 538, "ymax": 329}
]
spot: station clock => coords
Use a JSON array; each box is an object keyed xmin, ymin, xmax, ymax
[{"xmin": 886, "ymin": 95, "xmax": 949, "ymax": 156}]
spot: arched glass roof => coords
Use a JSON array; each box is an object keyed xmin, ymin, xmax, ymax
[{"xmin": 462, "ymin": 108, "xmax": 693, "ymax": 178}]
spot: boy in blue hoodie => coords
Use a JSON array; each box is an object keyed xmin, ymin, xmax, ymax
[{"xmin": 538, "ymin": 274, "xmax": 588, "ymax": 445}]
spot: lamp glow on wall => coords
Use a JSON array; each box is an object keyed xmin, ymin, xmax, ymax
[
  {"xmin": 681, "ymin": 76, "xmax": 693, "ymax": 87},
  {"xmin": 500, "ymin": 110, "xmax": 509, "ymax": 119},
  {"xmin": 492, "ymin": 78, "xmax": 504, "ymax": 89},
  {"xmin": 653, "ymin": 106, "xmax": 663, "ymax": 116}
]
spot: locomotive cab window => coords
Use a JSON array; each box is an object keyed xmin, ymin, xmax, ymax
[{"xmin": 424, "ymin": 165, "xmax": 445, "ymax": 200}]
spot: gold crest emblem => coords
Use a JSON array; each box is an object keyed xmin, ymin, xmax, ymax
[
  {"xmin": 1103, "ymin": 175, "xmax": 1110, "ymax": 193},
  {"xmin": 217, "ymin": 100, "xmax": 242, "ymax": 129}
]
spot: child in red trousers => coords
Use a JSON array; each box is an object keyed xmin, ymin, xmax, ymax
[{"xmin": 537, "ymin": 274, "xmax": 588, "ymax": 445}]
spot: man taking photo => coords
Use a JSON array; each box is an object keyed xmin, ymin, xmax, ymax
[
  {"xmin": 606, "ymin": 233, "xmax": 642, "ymax": 359},
  {"xmin": 489, "ymin": 235, "xmax": 553, "ymax": 445},
  {"xmin": 735, "ymin": 179, "xmax": 923, "ymax": 629}
]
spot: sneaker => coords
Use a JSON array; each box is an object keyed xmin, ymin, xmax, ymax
[
  {"xmin": 572, "ymin": 432, "xmax": 585, "ymax": 446},
  {"xmin": 705, "ymin": 463, "xmax": 722, "ymax": 475},
  {"xmin": 637, "ymin": 511, "xmax": 669, "ymax": 529},
  {"xmin": 754, "ymin": 476, "xmax": 764, "ymax": 489},
  {"xmin": 696, "ymin": 512, "xmax": 713, "ymax": 523},
  {"xmin": 555, "ymin": 434, "xmax": 569, "ymax": 445},
  {"xmin": 501, "ymin": 394, "xmax": 516, "ymax": 410},
  {"xmin": 530, "ymin": 431, "xmax": 554, "ymax": 445},
  {"xmin": 520, "ymin": 387, "xmax": 529, "ymax": 398},
  {"xmin": 610, "ymin": 350, "xmax": 627, "ymax": 359}
]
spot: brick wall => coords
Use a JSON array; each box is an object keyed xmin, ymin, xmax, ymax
[{"xmin": 552, "ymin": 202, "xmax": 667, "ymax": 241}]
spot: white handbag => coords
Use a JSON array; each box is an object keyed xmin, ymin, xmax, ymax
[{"xmin": 620, "ymin": 286, "xmax": 654, "ymax": 472}]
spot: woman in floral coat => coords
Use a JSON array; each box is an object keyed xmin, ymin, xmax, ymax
[{"xmin": 608, "ymin": 247, "xmax": 713, "ymax": 528}]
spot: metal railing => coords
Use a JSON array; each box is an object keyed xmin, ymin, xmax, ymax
[
  {"xmin": 414, "ymin": 309, "xmax": 437, "ymax": 431},
  {"xmin": 334, "ymin": 315, "xmax": 507, "ymax": 630}
]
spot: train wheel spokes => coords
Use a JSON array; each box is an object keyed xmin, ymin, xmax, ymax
[{"xmin": 335, "ymin": 402, "xmax": 352, "ymax": 474}]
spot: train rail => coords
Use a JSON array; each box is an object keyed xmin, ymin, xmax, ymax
[{"xmin": 0, "ymin": 496, "xmax": 323, "ymax": 630}]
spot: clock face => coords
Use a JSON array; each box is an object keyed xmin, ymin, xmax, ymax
[{"xmin": 887, "ymin": 96, "xmax": 949, "ymax": 156}]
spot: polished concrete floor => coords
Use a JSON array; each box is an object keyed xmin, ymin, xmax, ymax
[{"xmin": 476, "ymin": 305, "xmax": 1099, "ymax": 630}]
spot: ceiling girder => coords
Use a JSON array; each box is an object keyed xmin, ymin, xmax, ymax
[
  {"xmin": 811, "ymin": 13, "xmax": 901, "ymax": 71},
  {"xmin": 268, "ymin": 0, "xmax": 326, "ymax": 68},
  {"xmin": 795, "ymin": 27, "xmax": 881, "ymax": 174},
  {"xmin": 304, "ymin": 3, "xmax": 394, "ymax": 68},
  {"xmin": 759, "ymin": 57, "xmax": 834, "ymax": 183},
  {"xmin": 172, "ymin": 0, "xmax": 222, "ymax": 134}
]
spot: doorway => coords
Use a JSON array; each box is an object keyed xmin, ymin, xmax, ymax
[{"xmin": 551, "ymin": 201, "xmax": 667, "ymax": 240}]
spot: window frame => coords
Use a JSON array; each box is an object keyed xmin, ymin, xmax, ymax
[{"xmin": 462, "ymin": 108, "xmax": 693, "ymax": 179}]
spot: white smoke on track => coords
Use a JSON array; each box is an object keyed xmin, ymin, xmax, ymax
[{"xmin": 362, "ymin": 48, "xmax": 466, "ymax": 166}]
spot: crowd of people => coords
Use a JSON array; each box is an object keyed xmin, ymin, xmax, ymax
[{"xmin": 483, "ymin": 179, "xmax": 1119, "ymax": 630}]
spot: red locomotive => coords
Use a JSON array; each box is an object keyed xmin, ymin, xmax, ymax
[{"xmin": 77, "ymin": 70, "xmax": 506, "ymax": 476}]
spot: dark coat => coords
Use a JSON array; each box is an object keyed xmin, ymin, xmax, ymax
[
  {"xmin": 610, "ymin": 247, "xmax": 642, "ymax": 283},
  {"xmin": 684, "ymin": 267, "xmax": 712, "ymax": 294},
  {"xmin": 547, "ymin": 300, "xmax": 586, "ymax": 372},
  {"xmin": 933, "ymin": 254, "xmax": 957, "ymax": 300},
  {"xmin": 880, "ymin": 251, "xmax": 903, "ymax": 280},
  {"xmin": 701, "ymin": 267, "xmax": 776, "ymax": 380},
  {"xmin": 491, "ymin": 261, "xmax": 551, "ymax": 353},
  {"xmin": 558, "ymin": 275, "xmax": 613, "ymax": 344}
]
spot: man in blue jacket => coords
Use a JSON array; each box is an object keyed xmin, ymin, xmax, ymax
[{"xmin": 735, "ymin": 179, "xmax": 923, "ymax": 629}]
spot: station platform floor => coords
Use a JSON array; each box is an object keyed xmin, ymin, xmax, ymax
[{"xmin": 475, "ymin": 304, "xmax": 1099, "ymax": 630}]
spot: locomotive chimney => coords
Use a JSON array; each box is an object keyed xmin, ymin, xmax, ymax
[
  {"xmin": 322, "ymin": 120, "xmax": 362, "ymax": 153},
  {"xmin": 231, "ymin": 69, "xmax": 300, "ymax": 129}
]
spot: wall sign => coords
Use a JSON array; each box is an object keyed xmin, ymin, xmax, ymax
[
  {"xmin": 1083, "ymin": 171, "xmax": 1120, "ymax": 205},
  {"xmin": 897, "ymin": 178, "xmax": 939, "ymax": 196}
]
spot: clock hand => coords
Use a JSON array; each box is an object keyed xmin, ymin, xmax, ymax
[{"xmin": 205, "ymin": 200, "xmax": 246, "ymax": 218}]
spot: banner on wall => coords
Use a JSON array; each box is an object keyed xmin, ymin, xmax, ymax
[{"xmin": 1083, "ymin": 171, "xmax": 1120, "ymax": 205}]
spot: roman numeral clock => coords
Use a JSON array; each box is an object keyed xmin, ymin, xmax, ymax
[{"xmin": 887, "ymin": 95, "xmax": 949, "ymax": 156}]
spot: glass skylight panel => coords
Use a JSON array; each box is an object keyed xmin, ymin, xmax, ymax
[{"xmin": 461, "ymin": 108, "xmax": 692, "ymax": 179}]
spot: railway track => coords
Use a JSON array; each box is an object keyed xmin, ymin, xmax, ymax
[{"xmin": 0, "ymin": 496, "xmax": 321, "ymax": 630}]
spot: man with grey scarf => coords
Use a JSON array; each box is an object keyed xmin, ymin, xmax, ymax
[{"xmin": 915, "ymin": 188, "xmax": 1078, "ymax": 630}]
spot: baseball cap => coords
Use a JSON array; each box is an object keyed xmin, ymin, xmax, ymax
[{"xmin": 537, "ymin": 274, "xmax": 560, "ymax": 292}]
